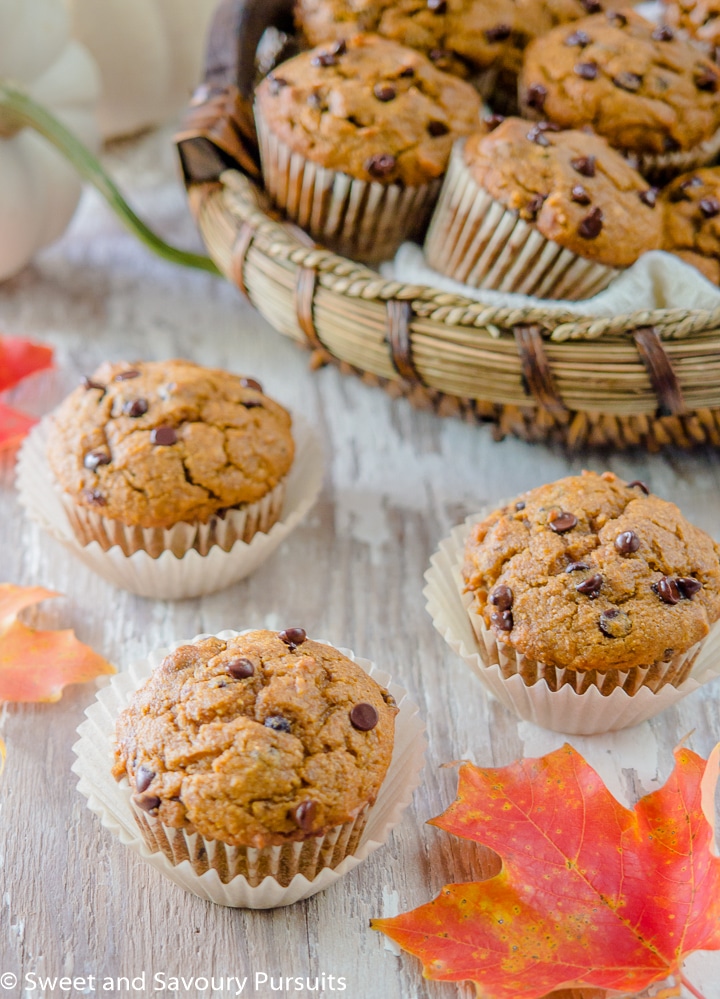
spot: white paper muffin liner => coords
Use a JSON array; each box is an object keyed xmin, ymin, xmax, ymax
[
  {"xmin": 635, "ymin": 124, "xmax": 720, "ymax": 182},
  {"xmin": 424, "ymin": 142, "xmax": 618, "ymax": 300},
  {"xmin": 255, "ymin": 106, "xmax": 442, "ymax": 264},
  {"xmin": 72, "ymin": 631, "xmax": 426, "ymax": 908},
  {"xmin": 424, "ymin": 513, "xmax": 720, "ymax": 735},
  {"xmin": 16, "ymin": 415, "xmax": 323, "ymax": 600}
]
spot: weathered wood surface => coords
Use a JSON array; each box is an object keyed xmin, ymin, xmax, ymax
[{"xmin": 0, "ymin": 128, "xmax": 719, "ymax": 999}]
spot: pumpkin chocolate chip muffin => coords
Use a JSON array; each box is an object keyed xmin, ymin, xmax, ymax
[
  {"xmin": 462, "ymin": 471, "xmax": 720, "ymax": 694},
  {"xmin": 113, "ymin": 629, "xmax": 398, "ymax": 885},
  {"xmin": 519, "ymin": 9, "xmax": 720, "ymax": 178},
  {"xmin": 424, "ymin": 117, "xmax": 661, "ymax": 299},
  {"xmin": 254, "ymin": 33, "xmax": 483, "ymax": 262},
  {"xmin": 662, "ymin": 167, "xmax": 720, "ymax": 284},
  {"xmin": 46, "ymin": 360, "xmax": 295, "ymax": 557}
]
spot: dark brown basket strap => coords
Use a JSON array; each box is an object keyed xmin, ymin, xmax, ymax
[
  {"xmin": 633, "ymin": 326, "xmax": 686, "ymax": 417},
  {"xmin": 513, "ymin": 324, "xmax": 567, "ymax": 417},
  {"xmin": 387, "ymin": 300, "xmax": 422, "ymax": 384},
  {"xmin": 295, "ymin": 267, "xmax": 323, "ymax": 349}
]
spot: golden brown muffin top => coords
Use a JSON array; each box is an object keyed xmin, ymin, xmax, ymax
[
  {"xmin": 462, "ymin": 118, "xmax": 662, "ymax": 267},
  {"xmin": 47, "ymin": 360, "xmax": 294, "ymax": 530},
  {"xmin": 113, "ymin": 630, "xmax": 398, "ymax": 847},
  {"xmin": 662, "ymin": 167, "xmax": 720, "ymax": 284},
  {"xmin": 520, "ymin": 9, "xmax": 720, "ymax": 156},
  {"xmin": 463, "ymin": 471, "xmax": 720, "ymax": 672},
  {"xmin": 661, "ymin": 0, "xmax": 720, "ymax": 51},
  {"xmin": 255, "ymin": 33, "xmax": 482, "ymax": 186}
]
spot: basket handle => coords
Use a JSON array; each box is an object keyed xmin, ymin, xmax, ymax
[{"xmin": 175, "ymin": 0, "xmax": 294, "ymax": 185}]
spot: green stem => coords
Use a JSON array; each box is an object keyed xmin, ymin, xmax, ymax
[{"xmin": 0, "ymin": 82, "xmax": 220, "ymax": 275}]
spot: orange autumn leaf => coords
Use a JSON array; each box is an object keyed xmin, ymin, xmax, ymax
[
  {"xmin": 0, "ymin": 335, "xmax": 54, "ymax": 451},
  {"xmin": 372, "ymin": 744, "xmax": 720, "ymax": 999},
  {"xmin": 0, "ymin": 583, "xmax": 115, "ymax": 702}
]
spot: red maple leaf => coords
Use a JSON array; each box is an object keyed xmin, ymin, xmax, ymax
[
  {"xmin": 0, "ymin": 335, "xmax": 53, "ymax": 450},
  {"xmin": 372, "ymin": 744, "xmax": 720, "ymax": 999}
]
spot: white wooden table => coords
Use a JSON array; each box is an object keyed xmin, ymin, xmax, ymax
[{"xmin": 1, "ymin": 128, "xmax": 719, "ymax": 999}]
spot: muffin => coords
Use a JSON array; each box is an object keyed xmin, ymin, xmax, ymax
[
  {"xmin": 519, "ymin": 9, "xmax": 720, "ymax": 179},
  {"xmin": 661, "ymin": 0, "xmax": 720, "ymax": 57},
  {"xmin": 46, "ymin": 359, "xmax": 295, "ymax": 558},
  {"xmin": 254, "ymin": 33, "xmax": 483, "ymax": 262},
  {"xmin": 462, "ymin": 471, "xmax": 720, "ymax": 695},
  {"xmin": 112, "ymin": 629, "xmax": 399, "ymax": 886},
  {"xmin": 662, "ymin": 167, "xmax": 720, "ymax": 284},
  {"xmin": 423, "ymin": 117, "xmax": 661, "ymax": 299}
]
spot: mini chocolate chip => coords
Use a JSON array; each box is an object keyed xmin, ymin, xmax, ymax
[
  {"xmin": 639, "ymin": 188, "xmax": 658, "ymax": 208},
  {"xmin": 374, "ymin": 83, "xmax": 396, "ymax": 101},
  {"xmin": 613, "ymin": 71, "xmax": 642, "ymax": 92},
  {"xmin": 81, "ymin": 488, "xmax": 107, "ymax": 507},
  {"xmin": 575, "ymin": 61, "xmax": 599, "ymax": 80},
  {"xmin": 491, "ymin": 609, "xmax": 513, "ymax": 631},
  {"xmin": 607, "ymin": 10, "xmax": 628, "ymax": 24},
  {"xmin": 654, "ymin": 576, "xmax": 681, "ymax": 604},
  {"xmin": 399, "ymin": 65, "xmax": 415, "ymax": 77},
  {"xmin": 515, "ymin": 500, "xmax": 526, "ymax": 511},
  {"xmin": 350, "ymin": 702, "xmax": 379, "ymax": 731},
  {"xmin": 136, "ymin": 766, "xmax": 155, "ymax": 793},
  {"xmin": 429, "ymin": 47, "xmax": 452, "ymax": 64},
  {"xmin": 312, "ymin": 51, "xmax": 337, "ymax": 68},
  {"xmin": 599, "ymin": 607, "xmax": 632, "ymax": 637},
  {"xmin": 332, "ymin": 39, "xmax": 347, "ymax": 55},
  {"xmin": 428, "ymin": 120, "xmax": 450, "ymax": 136},
  {"xmin": 83, "ymin": 450, "xmax": 111, "ymax": 471},
  {"xmin": 548, "ymin": 511, "xmax": 578, "ymax": 533},
  {"xmin": 240, "ymin": 377, "xmax": 263, "ymax": 392},
  {"xmin": 615, "ymin": 530, "xmax": 640, "ymax": 554},
  {"xmin": 527, "ymin": 193, "xmax": 547, "ymax": 217},
  {"xmin": 526, "ymin": 83, "xmax": 548, "ymax": 110},
  {"xmin": 484, "ymin": 114, "xmax": 505, "ymax": 131},
  {"xmin": 566, "ymin": 561, "xmax": 591, "ymax": 572},
  {"xmin": 114, "ymin": 369, "xmax": 140, "ymax": 381},
  {"xmin": 578, "ymin": 207, "xmax": 603, "ymax": 239},
  {"xmin": 243, "ymin": 400, "xmax": 263, "ymax": 409},
  {"xmin": 489, "ymin": 585, "xmax": 514, "ymax": 611},
  {"xmin": 366, "ymin": 153, "xmax": 397, "ymax": 179},
  {"xmin": 652, "ymin": 24, "xmax": 674, "ymax": 40},
  {"xmin": 677, "ymin": 577, "xmax": 703, "ymax": 598},
  {"xmin": 133, "ymin": 794, "xmax": 161, "ymax": 813},
  {"xmin": 571, "ymin": 185, "xmax": 592, "ymax": 205},
  {"xmin": 669, "ymin": 176, "xmax": 703, "ymax": 202},
  {"xmin": 265, "ymin": 715, "xmax": 292, "ymax": 733},
  {"xmin": 576, "ymin": 573, "xmax": 603, "ymax": 597},
  {"xmin": 527, "ymin": 124, "xmax": 551, "ymax": 146},
  {"xmin": 268, "ymin": 76, "xmax": 289, "ymax": 95},
  {"xmin": 227, "ymin": 657, "xmax": 255, "ymax": 679},
  {"xmin": 699, "ymin": 197, "xmax": 720, "ymax": 218},
  {"xmin": 663, "ymin": 135, "xmax": 681, "ymax": 153},
  {"xmin": 485, "ymin": 23, "xmax": 512, "ymax": 42},
  {"xmin": 294, "ymin": 800, "xmax": 318, "ymax": 831},
  {"xmin": 82, "ymin": 377, "xmax": 105, "ymax": 391},
  {"xmin": 279, "ymin": 627, "xmax": 307, "ymax": 650},
  {"xmin": 151, "ymin": 425, "xmax": 177, "ymax": 446},
  {"xmin": 581, "ymin": 0, "xmax": 602, "ymax": 11},
  {"xmin": 571, "ymin": 156, "xmax": 596, "ymax": 177},
  {"xmin": 695, "ymin": 66, "xmax": 718, "ymax": 91},
  {"xmin": 124, "ymin": 398, "xmax": 148, "ymax": 418},
  {"xmin": 627, "ymin": 479, "xmax": 649, "ymax": 494},
  {"xmin": 565, "ymin": 29, "xmax": 591, "ymax": 46}
]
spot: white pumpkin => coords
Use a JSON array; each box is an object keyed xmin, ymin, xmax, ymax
[
  {"xmin": 0, "ymin": 0, "xmax": 99, "ymax": 281},
  {"xmin": 67, "ymin": 0, "xmax": 218, "ymax": 140}
]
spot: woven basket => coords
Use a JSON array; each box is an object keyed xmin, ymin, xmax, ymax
[{"xmin": 176, "ymin": 0, "xmax": 720, "ymax": 450}]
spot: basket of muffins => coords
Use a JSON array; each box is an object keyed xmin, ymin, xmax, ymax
[{"xmin": 174, "ymin": 0, "xmax": 720, "ymax": 450}]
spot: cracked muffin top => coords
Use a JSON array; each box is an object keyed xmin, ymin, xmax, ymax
[
  {"xmin": 662, "ymin": 167, "xmax": 720, "ymax": 284},
  {"xmin": 113, "ymin": 629, "xmax": 398, "ymax": 847},
  {"xmin": 46, "ymin": 360, "xmax": 294, "ymax": 529},
  {"xmin": 462, "ymin": 118, "xmax": 661, "ymax": 267},
  {"xmin": 254, "ymin": 33, "xmax": 483, "ymax": 187},
  {"xmin": 462, "ymin": 471, "xmax": 720, "ymax": 672},
  {"xmin": 520, "ymin": 9, "xmax": 720, "ymax": 157}
]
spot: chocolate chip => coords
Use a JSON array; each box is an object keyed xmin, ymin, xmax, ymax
[
  {"xmin": 491, "ymin": 609, "xmax": 513, "ymax": 631},
  {"xmin": 575, "ymin": 61, "xmax": 599, "ymax": 80},
  {"xmin": 669, "ymin": 176, "xmax": 703, "ymax": 202},
  {"xmin": 374, "ymin": 83, "xmax": 396, "ymax": 102},
  {"xmin": 81, "ymin": 488, "xmax": 107, "ymax": 507},
  {"xmin": 485, "ymin": 23, "xmax": 512, "ymax": 42},
  {"xmin": 124, "ymin": 398, "xmax": 148, "ymax": 418},
  {"xmin": 652, "ymin": 24, "xmax": 674, "ymax": 40},
  {"xmin": 429, "ymin": 47, "xmax": 452, "ymax": 65},
  {"xmin": 515, "ymin": 500, "xmax": 526, "ymax": 511},
  {"xmin": 700, "ymin": 197, "xmax": 720, "ymax": 218},
  {"xmin": 578, "ymin": 207, "xmax": 603, "ymax": 239},
  {"xmin": 526, "ymin": 83, "xmax": 547, "ymax": 110},
  {"xmin": 527, "ymin": 124, "xmax": 551, "ymax": 146},
  {"xmin": 654, "ymin": 576, "xmax": 681, "ymax": 604},
  {"xmin": 136, "ymin": 766, "xmax": 155, "ymax": 793},
  {"xmin": 565, "ymin": 30, "xmax": 591, "ymax": 46},
  {"xmin": 639, "ymin": 188, "xmax": 658, "ymax": 208},
  {"xmin": 279, "ymin": 627, "xmax": 307, "ymax": 650},
  {"xmin": 307, "ymin": 92, "xmax": 323, "ymax": 108},
  {"xmin": 243, "ymin": 400, "xmax": 263, "ymax": 409},
  {"xmin": 227, "ymin": 657, "xmax": 255, "ymax": 679},
  {"xmin": 428, "ymin": 120, "xmax": 450, "ymax": 136},
  {"xmin": 548, "ymin": 511, "xmax": 578, "ymax": 533},
  {"xmin": 695, "ymin": 65, "xmax": 718, "ymax": 91},
  {"xmin": 489, "ymin": 585, "xmax": 514, "ymax": 611},
  {"xmin": 613, "ymin": 72, "xmax": 642, "ymax": 92},
  {"xmin": 615, "ymin": 530, "xmax": 640, "ymax": 554},
  {"xmin": 133, "ymin": 794, "xmax": 161, "ymax": 813},
  {"xmin": 366, "ymin": 153, "xmax": 397, "ymax": 179},
  {"xmin": 268, "ymin": 76, "xmax": 289, "ymax": 95},
  {"xmin": 677, "ymin": 577, "xmax": 703, "ymax": 598},
  {"xmin": 240, "ymin": 377, "xmax": 263, "ymax": 392},
  {"xmin": 571, "ymin": 156, "xmax": 596, "ymax": 177},
  {"xmin": 566, "ymin": 561, "xmax": 591, "ymax": 572},
  {"xmin": 350, "ymin": 702, "xmax": 379, "ymax": 731},
  {"xmin": 599, "ymin": 607, "xmax": 632, "ymax": 637},
  {"xmin": 82, "ymin": 377, "xmax": 105, "ymax": 391},
  {"xmin": 607, "ymin": 10, "xmax": 628, "ymax": 24},
  {"xmin": 581, "ymin": 0, "xmax": 602, "ymax": 11},
  {"xmin": 576, "ymin": 573, "xmax": 603, "ymax": 597},
  {"xmin": 627, "ymin": 479, "xmax": 649, "ymax": 494},
  {"xmin": 264, "ymin": 715, "xmax": 291, "ymax": 733},
  {"xmin": 332, "ymin": 39, "xmax": 347, "ymax": 55},
  {"xmin": 571, "ymin": 185, "xmax": 592, "ymax": 205},
  {"xmin": 527, "ymin": 193, "xmax": 547, "ymax": 217},
  {"xmin": 484, "ymin": 114, "xmax": 505, "ymax": 132},
  {"xmin": 312, "ymin": 51, "xmax": 337, "ymax": 68},
  {"xmin": 294, "ymin": 800, "xmax": 318, "ymax": 831},
  {"xmin": 83, "ymin": 449, "xmax": 111, "ymax": 471},
  {"xmin": 399, "ymin": 66, "xmax": 415, "ymax": 77},
  {"xmin": 150, "ymin": 425, "xmax": 177, "ymax": 446},
  {"xmin": 663, "ymin": 135, "xmax": 681, "ymax": 153},
  {"xmin": 114, "ymin": 369, "xmax": 140, "ymax": 381}
]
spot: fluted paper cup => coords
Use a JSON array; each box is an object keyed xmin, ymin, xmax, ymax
[
  {"xmin": 72, "ymin": 631, "xmax": 426, "ymax": 908},
  {"xmin": 16, "ymin": 416, "xmax": 323, "ymax": 600},
  {"xmin": 634, "ymin": 125, "xmax": 720, "ymax": 183},
  {"xmin": 423, "ymin": 512, "xmax": 720, "ymax": 735}
]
